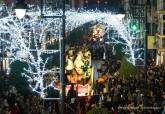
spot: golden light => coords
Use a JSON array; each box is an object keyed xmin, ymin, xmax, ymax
[{"xmin": 92, "ymin": 24, "xmax": 106, "ymax": 41}]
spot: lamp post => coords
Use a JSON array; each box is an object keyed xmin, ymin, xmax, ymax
[
  {"xmin": 40, "ymin": 0, "xmax": 66, "ymax": 114},
  {"xmin": 0, "ymin": 40, "xmax": 3, "ymax": 72},
  {"xmin": 129, "ymin": 0, "xmax": 148, "ymax": 113},
  {"xmin": 144, "ymin": 2, "xmax": 148, "ymax": 114},
  {"xmin": 60, "ymin": 0, "xmax": 66, "ymax": 114},
  {"xmin": 14, "ymin": 0, "xmax": 28, "ymax": 19}
]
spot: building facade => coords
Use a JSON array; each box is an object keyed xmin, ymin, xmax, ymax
[{"xmin": 156, "ymin": 0, "xmax": 165, "ymax": 66}]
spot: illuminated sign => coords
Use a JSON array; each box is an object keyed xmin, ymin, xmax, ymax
[{"xmin": 66, "ymin": 84, "xmax": 89, "ymax": 96}]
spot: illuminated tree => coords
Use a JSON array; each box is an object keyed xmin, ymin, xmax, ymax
[{"xmin": 0, "ymin": 5, "xmax": 143, "ymax": 96}]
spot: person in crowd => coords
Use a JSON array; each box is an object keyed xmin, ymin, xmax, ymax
[{"xmin": 67, "ymin": 84, "xmax": 78, "ymax": 113}]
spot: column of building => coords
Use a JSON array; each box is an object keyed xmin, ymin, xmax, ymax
[{"xmin": 156, "ymin": 0, "xmax": 165, "ymax": 68}]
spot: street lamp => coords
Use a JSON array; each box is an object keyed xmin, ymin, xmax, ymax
[
  {"xmin": 14, "ymin": 0, "xmax": 28, "ymax": 19},
  {"xmin": 40, "ymin": 0, "xmax": 66, "ymax": 113}
]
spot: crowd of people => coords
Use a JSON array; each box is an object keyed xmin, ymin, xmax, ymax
[
  {"xmin": 0, "ymin": 86, "xmax": 43, "ymax": 114},
  {"xmin": 0, "ymin": 64, "xmax": 165, "ymax": 114},
  {"xmin": 100, "ymin": 65, "xmax": 165, "ymax": 114},
  {"xmin": 64, "ymin": 39, "xmax": 165, "ymax": 114},
  {"xmin": 0, "ymin": 39, "xmax": 165, "ymax": 114},
  {"xmin": 66, "ymin": 64, "xmax": 165, "ymax": 114}
]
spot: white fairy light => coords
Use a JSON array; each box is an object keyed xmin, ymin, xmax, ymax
[{"xmin": 0, "ymin": 5, "xmax": 143, "ymax": 96}]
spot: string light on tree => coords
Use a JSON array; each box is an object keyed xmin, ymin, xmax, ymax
[{"xmin": 0, "ymin": 5, "xmax": 143, "ymax": 96}]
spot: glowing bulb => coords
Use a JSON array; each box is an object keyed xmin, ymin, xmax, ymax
[
  {"xmin": 15, "ymin": 9, "xmax": 26, "ymax": 19},
  {"xmin": 116, "ymin": 14, "xmax": 125, "ymax": 20}
]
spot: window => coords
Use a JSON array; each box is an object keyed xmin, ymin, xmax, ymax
[
  {"xmin": 164, "ymin": 0, "xmax": 165, "ymax": 9},
  {"xmin": 163, "ymin": 22, "xmax": 165, "ymax": 35},
  {"xmin": 163, "ymin": 15, "xmax": 165, "ymax": 20},
  {"xmin": 153, "ymin": 0, "xmax": 157, "ymax": 7},
  {"xmin": 66, "ymin": 0, "xmax": 70, "ymax": 4},
  {"xmin": 163, "ymin": 29, "xmax": 165, "ymax": 35},
  {"xmin": 162, "ymin": 39, "xmax": 165, "ymax": 48}
]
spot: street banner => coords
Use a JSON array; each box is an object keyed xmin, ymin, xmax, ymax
[{"xmin": 148, "ymin": 36, "xmax": 156, "ymax": 49}]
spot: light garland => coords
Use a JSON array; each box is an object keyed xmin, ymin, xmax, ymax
[{"xmin": 0, "ymin": 5, "xmax": 143, "ymax": 96}]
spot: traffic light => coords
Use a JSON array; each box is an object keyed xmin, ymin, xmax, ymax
[{"xmin": 130, "ymin": 21, "xmax": 139, "ymax": 32}]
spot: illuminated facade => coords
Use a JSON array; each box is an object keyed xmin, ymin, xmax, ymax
[
  {"xmin": 156, "ymin": 0, "xmax": 165, "ymax": 65},
  {"xmin": 0, "ymin": 41, "xmax": 9, "ymax": 77}
]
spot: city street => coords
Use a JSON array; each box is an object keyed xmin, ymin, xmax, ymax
[{"xmin": 0, "ymin": 0, "xmax": 165, "ymax": 114}]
